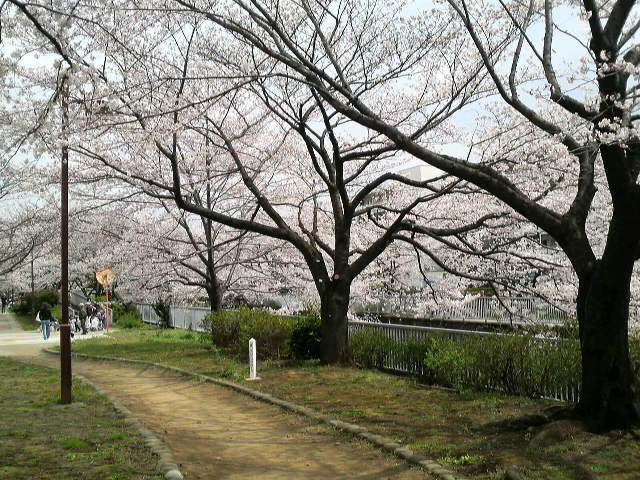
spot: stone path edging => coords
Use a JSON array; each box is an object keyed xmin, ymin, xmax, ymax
[
  {"xmin": 43, "ymin": 350, "xmax": 184, "ymax": 480},
  {"xmin": 44, "ymin": 348, "xmax": 464, "ymax": 480}
]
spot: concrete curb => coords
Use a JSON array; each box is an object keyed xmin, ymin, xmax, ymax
[
  {"xmin": 45, "ymin": 348, "xmax": 465, "ymax": 480},
  {"xmin": 44, "ymin": 349, "xmax": 184, "ymax": 480}
]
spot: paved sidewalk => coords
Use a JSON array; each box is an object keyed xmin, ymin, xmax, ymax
[
  {"xmin": 0, "ymin": 313, "xmax": 105, "ymax": 356},
  {"xmin": 0, "ymin": 312, "xmax": 24, "ymax": 333},
  {"xmin": 0, "ymin": 314, "xmax": 431, "ymax": 480}
]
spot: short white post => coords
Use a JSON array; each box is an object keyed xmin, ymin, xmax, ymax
[{"xmin": 248, "ymin": 338, "xmax": 259, "ymax": 380}]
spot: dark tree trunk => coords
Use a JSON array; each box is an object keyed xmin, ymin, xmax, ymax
[
  {"xmin": 319, "ymin": 280, "xmax": 351, "ymax": 364},
  {"xmin": 577, "ymin": 214, "xmax": 640, "ymax": 430},
  {"xmin": 206, "ymin": 268, "xmax": 224, "ymax": 312},
  {"xmin": 206, "ymin": 283, "xmax": 223, "ymax": 312}
]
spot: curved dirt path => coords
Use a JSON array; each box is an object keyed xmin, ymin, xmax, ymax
[
  {"xmin": 0, "ymin": 320, "xmax": 430, "ymax": 479},
  {"xmin": 64, "ymin": 359, "xmax": 429, "ymax": 479}
]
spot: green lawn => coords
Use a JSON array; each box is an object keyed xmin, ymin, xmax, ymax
[
  {"xmin": 68, "ymin": 328, "xmax": 640, "ymax": 479},
  {"xmin": 11, "ymin": 311, "xmax": 39, "ymax": 331},
  {"xmin": 0, "ymin": 357, "xmax": 164, "ymax": 480}
]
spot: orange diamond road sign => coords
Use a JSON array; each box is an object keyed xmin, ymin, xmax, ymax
[{"xmin": 96, "ymin": 269, "xmax": 114, "ymax": 286}]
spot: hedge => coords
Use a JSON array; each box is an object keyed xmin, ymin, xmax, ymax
[
  {"xmin": 116, "ymin": 310, "xmax": 143, "ymax": 329},
  {"xmin": 12, "ymin": 290, "xmax": 59, "ymax": 316},
  {"xmin": 349, "ymin": 328, "xmax": 640, "ymax": 401},
  {"xmin": 200, "ymin": 307, "xmax": 323, "ymax": 361},
  {"xmin": 201, "ymin": 308, "xmax": 295, "ymax": 360}
]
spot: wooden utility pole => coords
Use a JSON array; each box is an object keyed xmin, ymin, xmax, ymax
[
  {"xmin": 60, "ymin": 73, "xmax": 72, "ymax": 404},
  {"xmin": 30, "ymin": 249, "xmax": 34, "ymax": 294}
]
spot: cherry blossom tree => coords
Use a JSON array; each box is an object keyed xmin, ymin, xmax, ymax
[
  {"xmin": 172, "ymin": 0, "xmax": 640, "ymax": 428},
  {"xmin": 110, "ymin": 197, "xmax": 289, "ymax": 310},
  {"xmin": 0, "ymin": 1, "xmax": 304, "ymax": 314},
  {"xmin": 27, "ymin": 0, "xmax": 493, "ymax": 364}
]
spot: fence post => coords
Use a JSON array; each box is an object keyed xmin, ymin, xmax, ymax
[{"xmin": 247, "ymin": 338, "xmax": 259, "ymax": 380}]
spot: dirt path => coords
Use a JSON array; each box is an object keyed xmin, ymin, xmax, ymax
[
  {"xmin": 67, "ymin": 359, "xmax": 428, "ymax": 479},
  {"xmin": 0, "ymin": 317, "xmax": 429, "ymax": 479}
]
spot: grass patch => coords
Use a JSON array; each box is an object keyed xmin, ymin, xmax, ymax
[
  {"xmin": 69, "ymin": 328, "xmax": 254, "ymax": 382},
  {"xmin": 62, "ymin": 438, "xmax": 88, "ymax": 450},
  {"xmin": 0, "ymin": 357, "xmax": 163, "ymax": 480},
  {"xmin": 11, "ymin": 312, "xmax": 39, "ymax": 331},
  {"xmin": 70, "ymin": 328, "xmax": 640, "ymax": 479}
]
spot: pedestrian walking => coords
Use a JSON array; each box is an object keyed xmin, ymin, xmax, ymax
[
  {"xmin": 74, "ymin": 313, "xmax": 83, "ymax": 335},
  {"xmin": 37, "ymin": 303, "xmax": 54, "ymax": 340},
  {"xmin": 0, "ymin": 294, "xmax": 8, "ymax": 313},
  {"xmin": 79, "ymin": 303, "xmax": 88, "ymax": 335}
]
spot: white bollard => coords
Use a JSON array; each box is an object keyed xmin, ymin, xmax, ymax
[{"xmin": 248, "ymin": 338, "xmax": 259, "ymax": 380}]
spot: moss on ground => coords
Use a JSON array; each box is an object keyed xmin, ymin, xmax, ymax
[{"xmin": 0, "ymin": 357, "xmax": 164, "ymax": 480}]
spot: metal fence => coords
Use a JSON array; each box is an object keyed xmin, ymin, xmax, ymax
[
  {"xmin": 348, "ymin": 320, "xmax": 580, "ymax": 403},
  {"xmin": 136, "ymin": 303, "xmax": 210, "ymax": 332},
  {"xmin": 353, "ymin": 295, "xmax": 572, "ymax": 325},
  {"xmin": 435, "ymin": 296, "xmax": 572, "ymax": 324}
]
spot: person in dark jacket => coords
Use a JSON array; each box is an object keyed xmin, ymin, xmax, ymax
[
  {"xmin": 38, "ymin": 303, "xmax": 54, "ymax": 340},
  {"xmin": 1, "ymin": 294, "xmax": 8, "ymax": 313},
  {"xmin": 78, "ymin": 303, "xmax": 88, "ymax": 334}
]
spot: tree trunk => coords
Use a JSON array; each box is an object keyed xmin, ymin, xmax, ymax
[
  {"xmin": 319, "ymin": 281, "xmax": 351, "ymax": 364},
  {"xmin": 206, "ymin": 283, "xmax": 223, "ymax": 312},
  {"xmin": 577, "ymin": 214, "xmax": 640, "ymax": 430},
  {"xmin": 206, "ymin": 269, "xmax": 224, "ymax": 312}
]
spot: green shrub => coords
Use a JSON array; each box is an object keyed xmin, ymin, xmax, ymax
[
  {"xmin": 423, "ymin": 335, "xmax": 470, "ymax": 385},
  {"xmin": 423, "ymin": 332, "xmax": 581, "ymax": 398},
  {"xmin": 110, "ymin": 303, "xmax": 125, "ymax": 321},
  {"xmin": 110, "ymin": 303, "xmax": 137, "ymax": 323},
  {"xmin": 299, "ymin": 302, "xmax": 320, "ymax": 317},
  {"xmin": 350, "ymin": 327, "xmax": 584, "ymax": 400},
  {"xmin": 530, "ymin": 318, "xmax": 579, "ymax": 339},
  {"xmin": 12, "ymin": 290, "xmax": 59, "ymax": 315},
  {"xmin": 238, "ymin": 313, "xmax": 294, "ymax": 359},
  {"xmin": 351, "ymin": 330, "xmax": 434, "ymax": 372},
  {"xmin": 201, "ymin": 309, "xmax": 242, "ymax": 348},
  {"xmin": 201, "ymin": 308, "xmax": 295, "ymax": 360},
  {"xmin": 289, "ymin": 313, "xmax": 322, "ymax": 360},
  {"xmin": 153, "ymin": 299, "xmax": 171, "ymax": 328},
  {"xmin": 350, "ymin": 329, "xmax": 396, "ymax": 368},
  {"xmin": 117, "ymin": 311, "xmax": 143, "ymax": 329}
]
